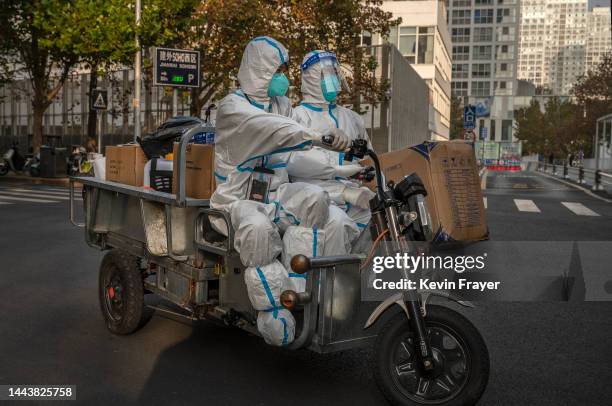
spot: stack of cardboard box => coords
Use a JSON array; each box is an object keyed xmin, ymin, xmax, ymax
[{"xmin": 105, "ymin": 143, "xmax": 215, "ymax": 199}]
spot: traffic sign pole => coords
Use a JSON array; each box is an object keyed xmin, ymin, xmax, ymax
[
  {"xmin": 97, "ymin": 111, "xmax": 102, "ymax": 154},
  {"xmin": 172, "ymin": 88, "xmax": 178, "ymax": 117},
  {"xmin": 134, "ymin": 0, "xmax": 141, "ymax": 143}
]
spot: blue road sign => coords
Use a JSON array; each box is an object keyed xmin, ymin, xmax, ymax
[{"xmin": 463, "ymin": 105, "xmax": 476, "ymax": 130}]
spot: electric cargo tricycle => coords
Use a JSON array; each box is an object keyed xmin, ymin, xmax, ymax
[{"xmin": 69, "ymin": 125, "xmax": 489, "ymax": 406}]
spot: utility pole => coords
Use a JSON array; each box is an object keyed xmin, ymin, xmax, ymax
[
  {"xmin": 172, "ymin": 88, "xmax": 178, "ymax": 117},
  {"xmin": 134, "ymin": 0, "xmax": 142, "ymax": 142}
]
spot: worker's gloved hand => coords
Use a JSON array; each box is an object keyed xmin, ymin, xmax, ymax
[
  {"xmin": 334, "ymin": 164, "xmax": 363, "ymax": 178},
  {"xmin": 315, "ymin": 128, "xmax": 350, "ymax": 152}
]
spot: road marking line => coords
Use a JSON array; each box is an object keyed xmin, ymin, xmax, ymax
[
  {"xmin": 561, "ymin": 202, "xmax": 600, "ymax": 216},
  {"xmin": 0, "ymin": 190, "xmax": 70, "ymax": 200},
  {"xmin": 0, "ymin": 194, "xmax": 58, "ymax": 203},
  {"xmin": 483, "ymin": 197, "xmax": 487, "ymax": 209},
  {"xmin": 6, "ymin": 188, "xmax": 70, "ymax": 196},
  {"xmin": 0, "ymin": 201, "xmax": 14, "ymax": 205},
  {"xmin": 514, "ymin": 199, "xmax": 541, "ymax": 213}
]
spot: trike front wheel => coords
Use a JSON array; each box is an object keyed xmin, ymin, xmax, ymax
[
  {"xmin": 375, "ymin": 305, "xmax": 489, "ymax": 406},
  {"xmin": 98, "ymin": 250, "xmax": 150, "ymax": 335}
]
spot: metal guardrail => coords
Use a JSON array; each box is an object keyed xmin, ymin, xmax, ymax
[{"xmin": 536, "ymin": 161, "xmax": 612, "ymax": 191}]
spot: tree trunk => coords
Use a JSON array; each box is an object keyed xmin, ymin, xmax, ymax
[
  {"xmin": 190, "ymin": 88, "xmax": 204, "ymax": 117},
  {"xmin": 31, "ymin": 105, "xmax": 45, "ymax": 153},
  {"xmin": 86, "ymin": 64, "xmax": 98, "ymax": 152}
]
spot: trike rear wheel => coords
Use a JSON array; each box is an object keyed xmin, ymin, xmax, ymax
[
  {"xmin": 98, "ymin": 250, "xmax": 150, "ymax": 335},
  {"xmin": 375, "ymin": 305, "xmax": 489, "ymax": 406}
]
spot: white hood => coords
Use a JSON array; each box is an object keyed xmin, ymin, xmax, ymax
[
  {"xmin": 300, "ymin": 50, "xmax": 328, "ymax": 105},
  {"xmin": 237, "ymin": 36, "xmax": 289, "ymax": 103}
]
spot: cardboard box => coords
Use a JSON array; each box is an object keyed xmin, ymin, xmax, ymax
[
  {"xmin": 172, "ymin": 143, "xmax": 215, "ymax": 199},
  {"xmin": 364, "ymin": 141, "xmax": 487, "ymax": 242},
  {"xmin": 105, "ymin": 144, "xmax": 146, "ymax": 186}
]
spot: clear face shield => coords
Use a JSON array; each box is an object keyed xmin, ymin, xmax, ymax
[
  {"xmin": 301, "ymin": 51, "xmax": 350, "ymax": 102},
  {"xmin": 319, "ymin": 57, "xmax": 342, "ymax": 102}
]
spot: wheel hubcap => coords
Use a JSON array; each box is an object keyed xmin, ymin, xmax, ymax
[
  {"xmin": 104, "ymin": 274, "xmax": 124, "ymax": 322},
  {"xmin": 391, "ymin": 325, "xmax": 469, "ymax": 404}
]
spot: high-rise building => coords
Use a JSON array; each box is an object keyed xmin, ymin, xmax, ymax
[
  {"xmin": 376, "ymin": 1, "xmax": 453, "ymax": 140},
  {"xmin": 446, "ymin": 0, "xmax": 521, "ymax": 142},
  {"xmin": 518, "ymin": 0, "xmax": 589, "ymax": 95},
  {"xmin": 585, "ymin": 7, "xmax": 612, "ymax": 73}
]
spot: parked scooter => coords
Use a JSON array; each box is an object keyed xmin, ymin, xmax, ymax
[{"xmin": 0, "ymin": 142, "xmax": 40, "ymax": 176}]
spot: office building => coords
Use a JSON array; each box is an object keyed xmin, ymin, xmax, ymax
[
  {"xmin": 445, "ymin": 0, "xmax": 521, "ymax": 142},
  {"xmin": 377, "ymin": 0, "xmax": 453, "ymax": 140}
]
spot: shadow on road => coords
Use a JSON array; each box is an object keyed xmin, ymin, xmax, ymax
[{"xmin": 137, "ymin": 319, "xmax": 385, "ymax": 406}]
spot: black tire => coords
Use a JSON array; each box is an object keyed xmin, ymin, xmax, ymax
[
  {"xmin": 98, "ymin": 250, "xmax": 150, "ymax": 335},
  {"xmin": 29, "ymin": 166, "xmax": 40, "ymax": 177},
  {"xmin": 375, "ymin": 305, "xmax": 489, "ymax": 406},
  {"xmin": 0, "ymin": 165, "xmax": 8, "ymax": 176}
]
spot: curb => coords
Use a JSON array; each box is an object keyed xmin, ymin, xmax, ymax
[
  {"xmin": 534, "ymin": 170, "xmax": 612, "ymax": 204},
  {"xmin": 0, "ymin": 175, "xmax": 70, "ymax": 186}
]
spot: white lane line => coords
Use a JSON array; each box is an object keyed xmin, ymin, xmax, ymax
[
  {"xmin": 514, "ymin": 199, "xmax": 541, "ymax": 213},
  {"xmin": 0, "ymin": 201, "xmax": 14, "ymax": 205},
  {"xmin": 6, "ymin": 188, "xmax": 70, "ymax": 196},
  {"xmin": 561, "ymin": 202, "xmax": 600, "ymax": 216},
  {"xmin": 483, "ymin": 196, "xmax": 487, "ymax": 209},
  {"xmin": 0, "ymin": 194, "xmax": 59, "ymax": 203},
  {"xmin": 0, "ymin": 190, "xmax": 70, "ymax": 201}
]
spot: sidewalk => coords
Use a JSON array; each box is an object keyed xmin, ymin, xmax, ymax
[{"xmin": 0, "ymin": 173, "xmax": 70, "ymax": 186}]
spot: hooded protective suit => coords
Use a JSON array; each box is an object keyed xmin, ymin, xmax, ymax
[
  {"xmin": 210, "ymin": 38, "xmax": 349, "ymax": 346},
  {"xmin": 289, "ymin": 50, "xmax": 375, "ymax": 238}
]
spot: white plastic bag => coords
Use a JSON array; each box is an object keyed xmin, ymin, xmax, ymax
[{"xmin": 92, "ymin": 156, "xmax": 106, "ymax": 180}]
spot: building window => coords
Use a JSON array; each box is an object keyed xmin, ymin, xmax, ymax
[
  {"xmin": 399, "ymin": 27, "xmax": 417, "ymax": 59},
  {"xmin": 496, "ymin": 8, "xmax": 511, "ymax": 23},
  {"xmin": 391, "ymin": 26, "xmax": 435, "ymax": 65},
  {"xmin": 417, "ymin": 27, "xmax": 434, "ymax": 64},
  {"xmin": 471, "ymin": 81, "xmax": 491, "ymax": 96},
  {"xmin": 473, "ymin": 27, "xmax": 493, "ymax": 42},
  {"xmin": 472, "ymin": 63, "xmax": 491, "ymax": 78},
  {"xmin": 452, "ymin": 27, "xmax": 470, "ymax": 43},
  {"xmin": 475, "ymin": 0, "xmax": 493, "ymax": 5},
  {"xmin": 452, "ymin": 63, "xmax": 469, "ymax": 79},
  {"xmin": 452, "ymin": 46, "xmax": 470, "ymax": 61},
  {"xmin": 490, "ymin": 119, "xmax": 496, "ymax": 141},
  {"xmin": 501, "ymin": 119, "xmax": 512, "ymax": 140},
  {"xmin": 452, "ymin": 0, "xmax": 472, "ymax": 6},
  {"xmin": 452, "ymin": 10, "xmax": 471, "ymax": 25},
  {"xmin": 473, "ymin": 45, "xmax": 492, "ymax": 60},
  {"xmin": 451, "ymin": 81, "xmax": 469, "ymax": 97},
  {"xmin": 361, "ymin": 31, "xmax": 372, "ymax": 47},
  {"xmin": 474, "ymin": 9, "xmax": 494, "ymax": 24}
]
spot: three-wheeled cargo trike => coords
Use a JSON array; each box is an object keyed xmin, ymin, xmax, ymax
[{"xmin": 69, "ymin": 125, "xmax": 489, "ymax": 406}]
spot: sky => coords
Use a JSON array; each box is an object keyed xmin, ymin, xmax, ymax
[{"xmin": 589, "ymin": 0, "xmax": 611, "ymax": 9}]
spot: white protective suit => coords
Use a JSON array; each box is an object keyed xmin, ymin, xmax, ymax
[
  {"xmin": 210, "ymin": 37, "xmax": 352, "ymax": 346},
  {"xmin": 289, "ymin": 50, "xmax": 375, "ymax": 240}
]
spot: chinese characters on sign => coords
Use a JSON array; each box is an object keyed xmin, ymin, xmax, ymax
[{"xmin": 153, "ymin": 48, "xmax": 201, "ymax": 88}]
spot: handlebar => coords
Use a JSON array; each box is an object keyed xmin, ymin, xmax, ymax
[{"xmin": 321, "ymin": 135, "xmax": 386, "ymax": 200}]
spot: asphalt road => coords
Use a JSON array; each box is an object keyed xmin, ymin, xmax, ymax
[{"xmin": 0, "ymin": 171, "xmax": 611, "ymax": 405}]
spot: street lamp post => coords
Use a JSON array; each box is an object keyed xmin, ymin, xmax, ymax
[{"xmin": 134, "ymin": 0, "xmax": 142, "ymax": 142}]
